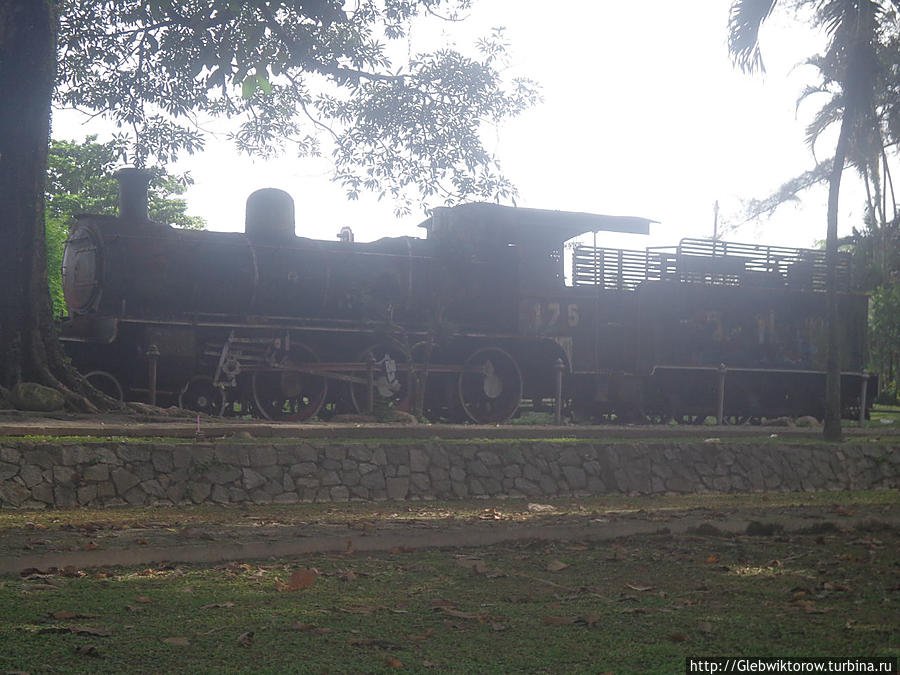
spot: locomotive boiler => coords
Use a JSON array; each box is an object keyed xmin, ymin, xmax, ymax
[{"xmin": 59, "ymin": 169, "xmax": 873, "ymax": 424}]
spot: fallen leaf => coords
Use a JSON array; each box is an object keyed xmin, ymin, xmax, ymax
[
  {"xmin": 345, "ymin": 539, "xmax": 355, "ymax": 554},
  {"xmin": 134, "ymin": 596, "xmax": 152, "ymax": 604},
  {"xmin": 349, "ymin": 637, "xmax": 402, "ymax": 649},
  {"xmin": 407, "ymin": 630, "xmax": 433, "ymax": 642},
  {"xmin": 457, "ymin": 558, "xmax": 488, "ymax": 574},
  {"xmin": 135, "ymin": 538, "xmax": 149, "ymax": 546},
  {"xmin": 236, "ymin": 631, "xmax": 254, "ymax": 647},
  {"xmin": 199, "ymin": 601, "xmax": 235, "ymax": 610},
  {"xmin": 50, "ymin": 611, "xmax": 100, "ymax": 620},
  {"xmin": 338, "ymin": 569, "xmax": 358, "ymax": 581},
  {"xmin": 385, "ymin": 657, "xmax": 404, "ymax": 668},
  {"xmin": 576, "ymin": 615, "xmax": 602, "ymax": 626},
  {"xmin": 527, "ymin": 503, "xmax": 557, "ymax": 512},
  {"xmin": 546, "ymin": 560, "xmax": 569, "ymax": 572},
  {"xmin": 625, "ymin": 584, "xmax": 654, "ymax": 592},
  {"xmin": 61, "ymin": 566, "xmax": 82, "ymax": 578},
  {"xmin": 390, "ymin": 546, "xmax": 410, "ymax": 554},
  {"xmin": 704, "ymin": 554, "xmax": 719, "ymax": 564},
  {"xmin": 567, "ymin": 544, "xmax": 589, "ymax": 551},
  {"xmin": 69, "ymin": 625, "xmax": 111, "ymax": 637},
  {"xmin": 490, "ymin": 622, "xmax": 509, "ymax": 632},
  {"xmin": 668, "ymin": 633, "xmax": 690, "ymax": 642},
  {"xmin": 438, "ymin": 607, "xmax": 486, "ymax": 621},
  {"xmin": 823, "ymin": 582, "xmax": 852, "ymax": 592},
  {"xmin": 340, "ymin": 605, "xmax": 386, "ymax": 615},
  {"xmin": 423, "ymin": 660, "xmax": 437, "ymax": 668},
  {"xmin": 82, "ymin": 542, "xmax": 98, "ymax": 551},
  {"xmin": 75, "ymin": 645, "xmax": 100, "ymax": 657},
  {"xmin": 281, "ymin": 568, "xmax": 316, "ymax": 592},
  {"xmin": 542, "ymin": 615, "xmax": 574, "ymax": 626},
  {"xmin": 162, "ymin": 637, "xmax": 190, "ymax": 646}
]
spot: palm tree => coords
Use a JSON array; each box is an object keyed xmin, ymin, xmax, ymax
[{"xmin": 728, "ymin": 0, "xmax": 893, "ymax": 441}]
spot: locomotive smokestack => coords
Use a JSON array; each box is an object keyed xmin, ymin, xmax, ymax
[
  {"xmin": 245, "ymin": 188, "xmax": 295, "ymax": 240},
  {"xmin": 115, "ymin": 167, "xmax": 151, "ymax": 222}
]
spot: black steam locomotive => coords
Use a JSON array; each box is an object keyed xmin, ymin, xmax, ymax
[{"xmin": 59, "ymin": 169, "xmax": 872, "ymax": 424}]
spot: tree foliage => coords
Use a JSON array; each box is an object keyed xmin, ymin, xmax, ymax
[{"xmin": 56, "ymin": 0, "xmax": 539, "ymax": 215}]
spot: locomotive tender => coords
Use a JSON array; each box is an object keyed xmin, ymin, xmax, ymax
[{"xmin": 60, "ymin": 169, "xmax": 872, "ymax": 424}]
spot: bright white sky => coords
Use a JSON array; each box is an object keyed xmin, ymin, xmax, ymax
[{"xmin": 53, "ymin": 0, "xmax": 868, "ymax": 251}]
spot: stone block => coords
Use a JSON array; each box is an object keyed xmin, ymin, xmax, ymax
[
  {"xmin": 450, "ymin": 466, "xmax": 466, "ymax": 483},
  {"xmin": 243, "ymin": 468, "xmax": 267, "ymax": 491},
  {"xmin": 290, "ymin": 462, "xmax": 318, "ymax": 477},
  {"xmin": 205, "ymin": 464, "xmax": 241, "ymax": 485},
  {"xmin": 469, "ymin": 478, "xmax": 486, "ymax": 495},
  {"xmin": 141, "ymin": 479, "xmax": 166, "ymax": 498},
  {"xmin": 477, "ymin": 450, "xmax": 502, "ymax": 466},
  {"xmin": 54, "ymin": 485, "xmax": 77, "ymax": 508},
  {"xmin": 409, "ymin": 448, "xmax": 428, "ymax": 473},
  {"xmin": 97, "ymin": 481, "xmax": 117, "ymax": 498},
  {"xmin": 273, "ymin": 492, "xmax": 299, "ymax": 504},
  {"xmin": 118, "ymin": 445, "xmax": 150, "ymax": 462},
  {"xmin": 428, "ymin": 448, "xmax": 450, "ymax": 468},
  {"xmin": 350, "ymin": 485, "xmax": 370, "ymax": 500},
  {"xmin": 189, "ymin": 481, "xmax": 212, "ymax": 503},
  {"xmin": 166, "ymin": 481, "xmax": 187, "ymax": 503},
  {"xmin": 342, "ymin": 471, "xmax": 361, "ymax": 486},
  {"xmin": 18, "ymin": 464, "xmax": 43, "ymax": 488},
  {"xmin": 349, "ymin": 446, "xmax": 372, "ymax": 462},
  {"xmin": 330, "ymin": 486, "xmax": 350, "ymax": 502},
  {"xmin": 321, "ymin": 459, "xmax": 342, "ymax": 470},
  {"xmin": 151, "ymin": 451, "xmax": 174, "ymax": 473},
  {"xmin": 503, "ymin": 464, "xmax": 521, "ymax": 478},
  {"xmin": 214, "ymin": 445, "xmax": 248, "ymax": 466},
  {"xmin": 0, "ymin": 447, "xmax": 21, "ymax": 463},
  {"xmin": 410, "ymin": 472, "xmax": 430, "ymax": 492},
  {"xmin": 466, "ymin": 460, "xmax": 489, "ymax": 477},
  {"xmin": 229, "ymin": 487, "xmax": 249, "ymax": 502},
  {"xmin": 561, "ymin": 466, "xmax": 587, "ymax": 490},
  {"xmin": 513, "ymin": 477, "xmax": 542, "ymax": 497},
  {"xmin": 319, "ymin": 470, "xmax": 340, "ymax": 486},
  {"xmin": 385, "ymin": 447, "xmax": 408, "ymax": 465},
  {"xmin": 82, "ymin": 464, "xmax": 109, "ymax": 482},
  {"xmin": 211, "ymin": 484, "xmax": 230, "ymax": 503},
  {"xmin": 0, "ymin": 479, "xmax": 30, "ymax": 506},
  {"xmin": 358, "ymin": 462, "xmax": 378, "ymax": 475},
  {"xmin": 131, "ymin": 462, "xmax": 156, "ymax": 481},
  {"xmin": 451, "ymin": 480, "xmax": 468, "ymax": 498},
  {"xmin": 124, "ymin": 487, "xmax": 148, "ymax": 505},
  {"xmin": 386, "ymin": 477, "xmax": 409, "ymax": 500},
  {"xmin": 250, "ymin": 446, "xmax": 278, "ymax": 467},
  {"xmin": 77, "ymin": 484, "xmax": 98, "ymax": 505},
  {"xmin": 296, "ymin": 444, "xmax": 319, "ymax": 463},
  {"xmin": 23, "ymin": 448, "xmax": 59, "ymax": 469},
  {"xmin": 429, "ymin": 466, "xmax": 449, "ymax": 482},
  {"xmin": 31, "ymin": 483, "xmax": 54, "ymax": 504},
  {"xmin": 0, "ymin": 462, "xmax": 18, "ymax": 480},
  {"xmin": 53, "ymin": 465, "xmax": 77, "ymax": 485},
  {"xmin": 324, "ymin": 446, "xmax": 346, "ymax": 461},
  {"xmin": 283, "ymin": 474, "xmax": 295, "ymax": 492},
  {"xmin": 360, "ymin": 471, "xmax": 385, "ymax": 490},
  {"xmin": 371, "ymin": 447, "xmax": 388, "ymax": 466}
]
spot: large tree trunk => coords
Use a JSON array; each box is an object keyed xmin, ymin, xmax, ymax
[
  {"xmin": 0, "ymin": 1, "xmax": 93, "ymax": 406},
  {"xmin": 823, "ymin": 109, "xmax": 855, "ymax": 442}
]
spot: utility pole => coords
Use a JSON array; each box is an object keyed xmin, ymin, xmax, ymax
[{"xmin": 713, "ymin": 200, "xmax": 719, "ymax": 241}]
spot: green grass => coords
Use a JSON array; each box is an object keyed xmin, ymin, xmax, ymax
[{"xmin": 1, "ymin": 522, "xmax": 897, "ymax": 673}]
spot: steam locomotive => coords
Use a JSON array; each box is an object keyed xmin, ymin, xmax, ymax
[{"xmin": 59, "ymin": 168, "xmax": 873, "ymax": 424}]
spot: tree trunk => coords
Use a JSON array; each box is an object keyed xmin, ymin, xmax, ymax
[
  {"xmin": 823, "ymin": 108, "xmax": 855, "ymax": 442},
  {"xmin": 0, "ymin": 1, "xmax": 92, "ymax": 405}
]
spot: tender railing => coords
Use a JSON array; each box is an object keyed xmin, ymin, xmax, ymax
[{"xmin": 572, "ymin": 238, "xmax": 850, "ymax": 291}]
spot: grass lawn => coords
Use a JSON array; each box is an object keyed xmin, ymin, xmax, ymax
[{"xmin": 1, "ymin": 506, "xmax": 897, "ymax": 673}]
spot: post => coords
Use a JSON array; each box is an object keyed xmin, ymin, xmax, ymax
[
  {"xmin": 859, "ymin": 370, "xmax": 869, "ymax": 426},
  {"xmin": 147, "ymin": 344, "xmax": 160, "ymax": 406},
  {"xmin": 716, "ymin": 363, "xmax": 727, "ymax": 425},
  {"xmin": 554, "ymin": 358, "xmax": 566, "ymax": 426},
  {"xmin": 366, "ymin": 353, "xmax": 376, "ymax": 415}
]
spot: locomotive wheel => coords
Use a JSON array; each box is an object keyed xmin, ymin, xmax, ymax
[
  {"xmin": 349, "ymin": 340, "xmax": 411, "ymax": 414},
  {"xmin": 252, "ymin": 344, "xmax": 327, "ymax": 422},
  {"xmin": 84, "ymin": 370, "xmax": 124, "ymax": 402},
  {"xmin": 458, "ymin": 347, "xmax": 523, "ymax": 424},
  {"xmin": 179, "ymin": 375, "xmax": 226, "ymax": 416}
]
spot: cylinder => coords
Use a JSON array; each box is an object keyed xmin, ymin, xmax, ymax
[
  {"xmin": 115, "ymin": 167, "xmax": 151, "ymax": 222},
  {"xmin": 245, "ymin": 188, "xmax": 295, "ymax": 241}
]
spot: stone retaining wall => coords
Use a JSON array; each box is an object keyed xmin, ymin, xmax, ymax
[{"xmin": 0, "ymin": 439, "xmax": 897, "ymax": 508}]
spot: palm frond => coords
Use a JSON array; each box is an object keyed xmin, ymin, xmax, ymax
[{"xmin": 728, "ymin": 0, "xmax": 780, "ymax": 72}]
